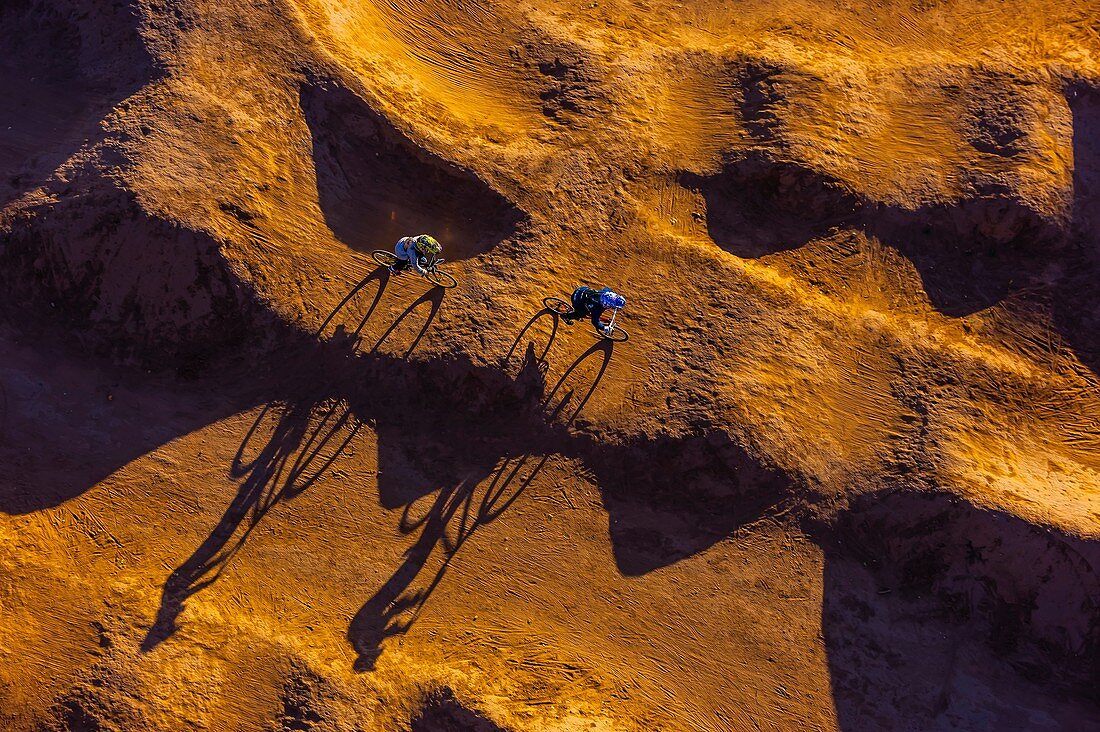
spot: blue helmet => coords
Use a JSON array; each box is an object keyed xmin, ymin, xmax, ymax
[{"xmin": 599, "ymin": 288, "xmax": 625, "ymax": 310}]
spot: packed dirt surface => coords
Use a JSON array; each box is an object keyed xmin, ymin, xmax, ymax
[{"xmin": 2, "ymin": 0, "xmax": 1100, "ymax": 729}]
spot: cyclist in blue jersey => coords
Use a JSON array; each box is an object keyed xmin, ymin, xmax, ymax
[{"xmin": 561, "ymin": 286, "xmax": 627, "ymax": 336}]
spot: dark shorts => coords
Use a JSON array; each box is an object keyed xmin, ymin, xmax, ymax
[{"xmin": 567, "ymin": 288, "xmax": 604, "ymax": 327}]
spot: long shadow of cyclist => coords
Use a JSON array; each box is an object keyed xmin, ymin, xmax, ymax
[
  {"xmin": 316, "ymin": 266, "xmax": 391, "ymax": 340},
  {"xmin": 347, "ymin": 339, "xmax": 616, "ymax": 671},
  {"xmin": 143, "ymin": 270, "xmax": 443, "ymax": 651},
  {"xmin": 142, "ymin": 395, "xmax": 361, "ymax": 650}
]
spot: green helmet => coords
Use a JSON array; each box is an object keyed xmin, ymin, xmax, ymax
[{"xmin": 415, "ymin": 234, "xmax": 442, "ymax": 255}]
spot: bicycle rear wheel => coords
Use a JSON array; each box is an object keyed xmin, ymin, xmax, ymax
[
  {"xmin": 426, "ymin": 269, "xmax": 458, "ymax": 289},
  {"xmin": 543, "ymin": 297, "xmax": 571, "ymax": 314},
  {"xmin": 371, "ymin": 250, "xmax": 399, "ymax": 267}
]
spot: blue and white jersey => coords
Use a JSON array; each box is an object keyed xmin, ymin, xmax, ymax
[{"xmin": 394, "ymin": 235, "xmax": 428, "ymax": 274}]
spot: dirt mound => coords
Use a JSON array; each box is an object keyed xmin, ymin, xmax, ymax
[
  {"xmin": 0, "ymin": 0, "xmax": 156, "ymax": 208},
  {"xmin": 44, "ymin": 668, "xmax": 148, "ymax": 732},
  {"xmin": 1, "ymin": 170, "xmax": 256, "ymax": 366},
  {"xmin": 0, "ymin": 0, "xmax": 255, "ymax": 365}
]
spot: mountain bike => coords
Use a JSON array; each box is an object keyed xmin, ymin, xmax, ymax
[
  {"xmin": 543, "ymin": 296, "xmax": 629, "ymax": 342},
  {"xmin": 371, "ymin": 250, "xmax": 458, "ymax": 289}
]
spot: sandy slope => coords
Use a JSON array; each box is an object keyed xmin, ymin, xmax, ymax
[{"xmin": 2, "ymin": 0, "xmax": 1100, "ymax": 729}]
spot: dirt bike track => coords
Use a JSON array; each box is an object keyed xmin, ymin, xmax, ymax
[{"xmin": 1, "ymin": 0, "xmax": 1100, "ymax": 729}]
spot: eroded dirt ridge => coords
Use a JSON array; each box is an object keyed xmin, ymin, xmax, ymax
[
  {"xmin": 300, "ymin": 77, "xmax": 526, "ymax": 259},
  {"xmin": 134, "ymin": 265, "xmax": 1097, "ymax": 717},
  {"xmin": 3, "ymin": 0, "xmax": 1100, "ymax": 729},
  {"xmin": 133, "ymin": 275, "xmax": 796, "ymax": 664}
]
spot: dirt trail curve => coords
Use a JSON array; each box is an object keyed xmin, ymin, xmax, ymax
[{"xmin": 1, "ymin": 0, "xmax": 1100, "ymax": 729}]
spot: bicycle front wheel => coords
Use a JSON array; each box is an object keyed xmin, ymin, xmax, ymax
[
  {"xmin": 426, "ymin": 269, "xmax": 458, "ymax": 289},
  {"xmin": 596, "ymin": 326, "xmax": 629, "ymax": 343},
  {"xmin": 372, "ymin": 250, "xmax": 399, "ymax": 267}
]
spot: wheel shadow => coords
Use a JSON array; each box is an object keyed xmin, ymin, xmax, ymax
[
  {"xmin": 142, "ymin": 397, "xmax": 361, "ymax": 650},
  {"xmin": 501, "ymin": 307, "xmax": 559, "ymax": 369},
  {"xmin": 316, "ymin": 265, "xmax": 391, "ymax": 340},
  {"xmin": 368, "ymin": 286, "xmax": 446, "ymax": 358},
  {"xmin": 543, "ymin": 340, "xmax": 614, "ymax": 427},
  {"xmin": 347, "ymin": 340, "xmax": 616, "ymax": 671},
  {"xmin": 499, "ymin": 306, "xmax": 564, "ymax": 417},
  {"xmin": 316, "ymin": 266, "xmax": 446, "ymax": 361},
  {"xmin": 143, "ymin": 275, "xmax": 447, "ymax": 650}
]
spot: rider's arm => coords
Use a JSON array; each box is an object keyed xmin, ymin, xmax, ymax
[{"xmin": 411, "ymin": 250, "xmax": 428, "ymax": 275}]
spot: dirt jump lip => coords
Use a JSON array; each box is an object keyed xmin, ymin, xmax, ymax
[{"xmin": 300, "ymin": 80, "xmax": 527, "ymax": 262}]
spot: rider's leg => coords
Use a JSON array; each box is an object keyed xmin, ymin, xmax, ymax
[
  {"xmin": 590, "ymin": 306, "xmax": 607, "ymax": 332},
  {"xmin": 562, "ymin": 290, "xmax": 586, "ymax": 322},
  {"xmin": 391, "ymin": 239, "xmax": 412, "ymax": 272}
]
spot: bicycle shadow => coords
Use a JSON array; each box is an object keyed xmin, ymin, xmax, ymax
[
  {"xmin": 315, "ymin": 265, "xmax": 391, "ymax": 340},
  {"xmin": 501, "ymin": 307, "xmax": 559, "ymax": 369},
  {"xmin": 347, "ymin": 340, "xmax": 615, "ymax": 671},
  {"xmin": 143, "ymin": 274, "xmax": 439, "ymax": 651},
  {"xmin": 543, "ymin": 340, "xmax": 614, "ymax": 428},
  {"xmin": 368, "ymin": 286, "xmax": 446, "ymax": 358},
  {"xmin": 142, "ymin": 396, "xmax": 361, "ymax": 651}
]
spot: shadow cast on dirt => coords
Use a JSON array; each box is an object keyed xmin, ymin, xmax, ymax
[
  {"xmin": 0, "ymin": 0, "xmax": 156, "ymax": 208},
  {"xmin": 0, "ymin": 313, "xmax": 259, "ymax": 515},
  {"xmin": 1050, "ymin": 83, "xmax": 1100, "ymax": 375},
  {"xmin": 122, "ymin": 274, "xmax": 788, "ymax": 663},
  {"xmin": 681, "ymin": 82, "xmax": 1100, "ymax": 375},
  {"xmin": 411, "ymin": 687, "xmax": 508, "ymax": 732},
  {"xmin": 350, "ymin": 338, "xmax": 614, "ymax": 671},
  {"xmin": 142, "ymin": 396, "xmax": 361, "ymax": 650},
  {"xmin": 591, "ymin": 429, "xmax": 791, "ymax": 576},
  {"xmin": 343, "ymin": 299, "xmax": 792, "ymax": 669},
  {"xmin": 681, "ymin": 152, "xmax": 1060, "ymax": 319},
  {"xmin": 301, "ymin": 79, "xmax": 525, "ymax": 259},
  {"xmin": 819, "ymin": 490, "xmax": 1100, "ymax": 730}
]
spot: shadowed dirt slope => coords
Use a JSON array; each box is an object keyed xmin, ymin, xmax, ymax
[{"xmin": 1, "ymin": 0, "xmax": 1100, "ymax": 730}]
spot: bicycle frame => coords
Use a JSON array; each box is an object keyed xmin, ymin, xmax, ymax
[
  {"xmin": 422, "ymin": 254, "xmax": 444, "ymax": 273},
  {"xmin": 604, "ymin": 308, "xmax": 619, "ymax": 332}
]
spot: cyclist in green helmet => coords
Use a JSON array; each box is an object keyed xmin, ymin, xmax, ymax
[{"xmin": 391, "ymin": 234, "xmax": 443, "ymax": 276}]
